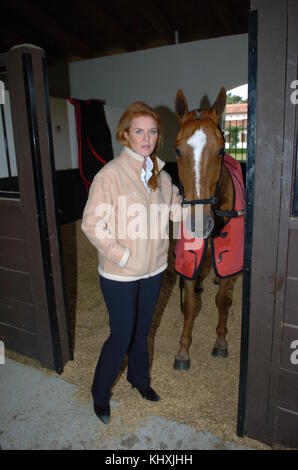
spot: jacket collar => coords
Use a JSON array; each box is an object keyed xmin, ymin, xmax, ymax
[{"xmin": 122, "ymin": 146, "xmax": 165, "ymax": 172}]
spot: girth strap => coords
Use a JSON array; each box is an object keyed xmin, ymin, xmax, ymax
[{"xmin": 214, "ymin": 208, "xmax": 245, "ymax": 218}]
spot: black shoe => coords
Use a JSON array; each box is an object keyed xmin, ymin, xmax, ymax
[
  {"xmin": 131, "ymin": 385, "xmax": 160, "ymax": 402},
  {"xmin": 93, "ymin": 403, "xmax": 110, "ymax": 424}
]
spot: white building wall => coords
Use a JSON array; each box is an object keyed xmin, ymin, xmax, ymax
[{"xmin": 225, "ymin": 113, "xmax": 247, "ymax": 121}]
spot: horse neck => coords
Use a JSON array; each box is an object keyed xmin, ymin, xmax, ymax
[{"xmin": 215, "ymin": 164, "xmax": 234, "ymax": 217}]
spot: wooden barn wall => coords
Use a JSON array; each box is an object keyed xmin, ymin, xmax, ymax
[
  {"xmin": 245, "ymin": 0, "xmax": 298, "ymax": 448},
  {"xmin": 0, "ymin": 198, "xmax": 39, "ymax": 358},
  {"xmin": 0, "ymin": 46, "xmax": 72, "ymax": 371},
  {"xmin": 270, "ymin": 0, "xmax": 298, "ymax": 447}
]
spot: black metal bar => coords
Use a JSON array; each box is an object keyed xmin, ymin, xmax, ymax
[
  {"xmin": 237, "ymin": 9, "xmax": 258, "ymax": 437},
  {"xmin": 22, "ymin": 53, "xmax": 63, "ymax": 374}
]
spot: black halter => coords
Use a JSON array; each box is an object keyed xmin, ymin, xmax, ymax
[
  {"xmin": 179, "ymin": 159, "xmax": 223, "ymax": 208},
  {"xmin": 178, "ymin": 108, "xmax": 226, "ymax": 214}
]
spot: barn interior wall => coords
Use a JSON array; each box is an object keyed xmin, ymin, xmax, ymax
[
  {"xmin": 27, "ymin": 33, "xmax": 247, "ymax": 223},
  {"xmin": 69, "ymin": 34, "xmax": 248, "ymax": 110},
  {"xmin": 49, "ymin": 98, "xmax": 124, "ymax": 170},
  {"xmin": 68, "ymin": 33, "xmax": 248, "ymax": 163},
  {"xmin": 47, "ymin": 100, "xmax": 125, "ymax": 224},
  {"xmin": 0, "ymin": 92, "xmax": 125, "ymax": 223}
]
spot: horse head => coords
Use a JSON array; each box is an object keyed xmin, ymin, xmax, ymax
[{"xmin": 174, "ymin": 87, "xmax": 226, "ymax": 239}]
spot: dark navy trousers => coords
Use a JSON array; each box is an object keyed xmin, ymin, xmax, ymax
[{"xmin": 92, "ymin": 272, "xmax": 163, "ymax": 407}]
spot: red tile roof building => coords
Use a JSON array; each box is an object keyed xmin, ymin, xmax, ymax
[{"xmin": 224, "ymin": 103, "xmax": 248, "ymax": 154}]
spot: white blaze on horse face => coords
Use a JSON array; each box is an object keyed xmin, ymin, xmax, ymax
[{"xmin": 187, "ymin": 129, "xmax": 207, "ymax": 197}]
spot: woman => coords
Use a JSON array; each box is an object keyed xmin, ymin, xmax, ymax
[{"xmin": 81, "ymin": 101, "xmax": 181, "ymax": 424}]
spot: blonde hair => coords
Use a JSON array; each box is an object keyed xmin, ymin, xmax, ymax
[{"xmin": 116, "ymin": 101, "xmax": 162, "ymax": 191}]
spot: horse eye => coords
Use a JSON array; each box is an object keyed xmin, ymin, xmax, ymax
[{"xmin": 175, "ymin": 148, "xmax": 182, "ymax": 157}]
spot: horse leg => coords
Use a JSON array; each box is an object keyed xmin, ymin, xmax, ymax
[
  {"xmin": 174, "ymin": 279, "xmax": 200, "ymax": 370},
  {"xmin": 212, "ymin": 276, "xmax": 237, "ymax": 358}
]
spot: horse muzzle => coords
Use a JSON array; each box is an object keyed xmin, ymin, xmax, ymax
[
  {"xmin": 202, "ymin": 216, "xmax": 214, "ymax": 239},
  {"xmin": 185, "ymin": 213, "xmax": 214, "ymax": 239}
]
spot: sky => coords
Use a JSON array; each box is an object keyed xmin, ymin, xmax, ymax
[{"xmin": 228, "ymin": 84, "xmax": 248, "ymax": 99}]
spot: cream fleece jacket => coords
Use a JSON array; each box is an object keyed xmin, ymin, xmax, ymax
[{"xmin": 81, "ymin": 147, "xmax": 182, "ymax": 281}]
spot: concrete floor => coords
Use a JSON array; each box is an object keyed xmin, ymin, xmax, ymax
[{"xmin": 0, "ymin": 358, "xmax": 252, "ymax": 450}]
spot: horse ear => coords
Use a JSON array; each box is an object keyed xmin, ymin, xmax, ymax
[
  {"xmin": 211, "ymin": 86, "xmax": 226, "ymax": 121},
  {"xmin": 175, "ymin": 89, "xmax": 189, "ymax": 121}
]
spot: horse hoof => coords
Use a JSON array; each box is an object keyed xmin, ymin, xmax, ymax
[
  {"xmin": 211, "ymin": 347, "xmax": 228, "ymax": 358},
  {"xmin": 173, "ymin": 358, "xmax": 190, "ymax": 370}
]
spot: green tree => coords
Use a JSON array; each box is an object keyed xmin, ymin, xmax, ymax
[
  {"xmin": 226, "ymin": 125, "xmax": 239, "ymax": 150},
  {"xmin": 226, "ymin": 93, "xmax": 247, "ymax": 104}
]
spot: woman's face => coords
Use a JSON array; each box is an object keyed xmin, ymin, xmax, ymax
[{"xmin": 124, "ymin": 115, "xmax": 159, "ymax": 157}]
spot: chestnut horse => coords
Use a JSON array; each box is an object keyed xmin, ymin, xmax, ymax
[{"xmin": 173, "ymin": 87, "xmax": 245, "ymax": 370}]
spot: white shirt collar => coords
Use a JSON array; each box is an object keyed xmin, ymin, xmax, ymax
[
  {"xmin": 141, "ymin": 156, "xmax": 154, "ymax": 193},
  {"xmin": 124, "ymin": 146, "xmax": 165, "ymax": 172}
]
